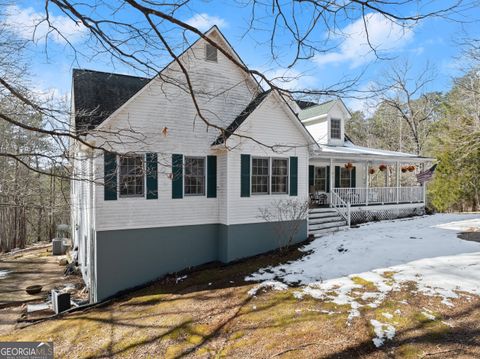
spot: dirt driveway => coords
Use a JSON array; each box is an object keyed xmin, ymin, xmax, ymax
[{"xmin": 0, "ymin": 244, "xmax": 81, "ymax": 334}]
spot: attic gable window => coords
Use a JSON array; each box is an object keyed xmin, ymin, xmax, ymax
[
  {"xmin": 331, "ymin": 118, "xmax": 341, "ymax": 139},
  {"xmin": 205, "ymin": 43, "xmax": 218, "ymax": 62}
]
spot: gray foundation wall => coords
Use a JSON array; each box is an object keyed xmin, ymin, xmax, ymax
[{"xmin": 95, "ymin": 220, "xmax": 307, "ymax": 301}]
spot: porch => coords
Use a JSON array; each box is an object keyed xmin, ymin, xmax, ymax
[{"xmin": 308, "ymin": 146, "xmax": 433, "ymax": 231}]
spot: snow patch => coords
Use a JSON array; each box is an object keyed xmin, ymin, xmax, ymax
[
  {"xmin": 248, "ymin": 280, "xmax": 288, "ymax": 297},
  {"xmin": 370, "ymin": 319, "xmax": 396, "ymax": 347},
  {"xmin": 175, "ymin": 275, "xmax": 187, "ymax": 284},
  {"xmin": 246, "ymin": 215, "xmax": 480, "ymax": 312},
  {"xmin": 0, "ymin": 270, "xmax": 10, "ymax": 279}
]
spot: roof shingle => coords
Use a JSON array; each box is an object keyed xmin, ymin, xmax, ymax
[{"xmin": 73, "ymin": 69, "xmax": 150, "ymax": 133}]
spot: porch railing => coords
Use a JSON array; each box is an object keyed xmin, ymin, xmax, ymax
[
  {"xmin": 331, "ymin": 190, "xmax": 351, "ymax": 227},
  {"xmin": 333, "ymin": 186, "xmax": 423, "ymax": 206}
]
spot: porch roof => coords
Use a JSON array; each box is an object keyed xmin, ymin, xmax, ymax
[{"xmin": 311, "ymin": 141, "xmax": 433, "ymax": 162}]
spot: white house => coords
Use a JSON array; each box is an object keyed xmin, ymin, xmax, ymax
[{"xmin": 70, "ymin": 26, "xmax": 432, "ymax": 302}]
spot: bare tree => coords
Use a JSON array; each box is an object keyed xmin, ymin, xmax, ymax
[
  {"xmin": 372, "ymin": 61, "xmax": 443, "ymax": 155},
  {"xmin": 258, "ymin": 199, "xmax": 309, "ymax": 251}
]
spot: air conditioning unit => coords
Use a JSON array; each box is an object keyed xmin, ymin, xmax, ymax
[{"xmin": 51, "ymin": 290, "xmax": 71, "ymax": 314}]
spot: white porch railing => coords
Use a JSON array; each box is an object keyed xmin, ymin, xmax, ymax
[
  {"xmin": 331, "ymin": 190, "xmax": 351, "ymax": 227},
  {"xmin": 333, "ymin": 186, "xmax": 424, "ymax": 206}
]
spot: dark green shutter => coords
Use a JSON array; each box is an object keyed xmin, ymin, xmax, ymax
[
  {"xmin": 335, "ymin": 166, "xmax": 340, "ymax": 188},
  {"xmin": 326, "ymin": 166, "xmax": 331, "ymax": 192},
  {"xmin": 207, "ymin": 155, "xmax": 217, "ymax": 198},
  {"xmin": 146, "ymin": 153, "xmax": 158, "ymax": 199},
  {"xmin": 289, "ymin": 157, "xmax": 298, "ymax": 196},
  {"xmin": 172, "ymin": 154, "xmax": 183, "ymax": 199},
  {"xmin": 240, "ymin": 154, "xmax": 250, "ymax": 197},
  {"xmin": 104, "ymin": 152, "xmax": 117, "ymax": 201},
  {"xmin": 309, "ymin": 165, "xmax": 314, "ymax": 188},
  {"xmin": 351, "ymin": 166, "xmax": 356, "ymax": 188}
]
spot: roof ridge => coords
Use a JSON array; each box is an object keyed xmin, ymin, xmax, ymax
[
  {"xmin": 211, "ymin": 90, "xmax": 271, "ymax": 146},
  {"xmin": 73, "ymin": 68, "xmax": 150, "ymax": 80}
]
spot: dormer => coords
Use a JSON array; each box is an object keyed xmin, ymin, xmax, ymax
[{"xmin": 298, "ymin": 99, "xmax": 351, "ymax": 146}]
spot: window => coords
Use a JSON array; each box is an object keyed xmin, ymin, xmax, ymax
[
  {"xmin": 314, "ymin": 167, "xmax": 327, "ymax": 192},
  {"xmin": 184, "ymin": 157, "xmax": 205, "ymax": 195},
  {"xmin": 272, "ymin": 159, "xmax": 288, "ymax": 194},
  {"xmin": 119, "ymin": 155, "xmax": 144, "ymax": 197},
  {"xmin": 331, "ymin": 118, "xmax": 341, "ymax": 139},
  {"xmin": 252, "ymin": 158, "xmax": 269, "ymax": 194},
  {"xmin": 339, "ymin": 167, "xmax": 352, "ymax": 188},
  {"xmin": 205, "ymin": 43, "xmax": 218, "ymax": 62}
]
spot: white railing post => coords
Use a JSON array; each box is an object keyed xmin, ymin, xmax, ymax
[
  {"xmin": 365, "ymin": 161, "xmax": 369, "ymax": 206},
  {"xmin": 347, "ymin": 201, "xmax": 351, "ymax": 227},
  {"xmin": 396, "ymin": 162, "xmax": 400, "ymax": 204}
]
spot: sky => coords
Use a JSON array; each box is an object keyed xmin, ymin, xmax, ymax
[{"xmin": 3, "ymin": 1, "xmax": 480, "ymax": 112}]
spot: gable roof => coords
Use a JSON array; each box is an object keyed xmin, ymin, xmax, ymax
[
  {"xmin": 211, "ymin": 90, "xmax": 271, "ymax": 146},
  {"xmin": 297, "ymin": 100, "xmax": 336, "ymax": 120},
  {"xmin": 73, "ymin": 69, "xmax": 150, "ymax": 132},
  {"xmin": 73, "ymin": 26, "xmax": 263, "ymax": 133},
  {"xmin": 212, "ymin": 89, "xmax": 318, "ymax": 148}
]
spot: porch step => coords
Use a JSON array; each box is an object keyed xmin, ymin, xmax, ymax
[
  {"xmin": 311, "ymin": 225, "xmax": 350, "ymax": 238},
  {"xmin": 309, "ymin": 212, "xmax": 342, "ymax": 220},
  {"xmin": 309, "ymin": 208, "xmax": 337, "ymax": 215},
  {"xmin": 309, "ymin": 221, "xmax": 347, "ymax": 232},
  {"xmin": 309, "ymin": 216, "xmax": 345, "ymax": 225},
  {"xmin": 308, "ymin": 207, "xmax": 349, "ymax": 237}
]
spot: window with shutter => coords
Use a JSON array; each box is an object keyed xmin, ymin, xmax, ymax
[
  {"xmin": 272, "ymin": 159, "xmax": 288, "ymax": 194},
  {"xmin": 119, "ymin": 155, "xmax": 144, "ymax": 197},
  {"xmin": 184, "ymin": 157, "xmax": 206, "ymax": 196}
]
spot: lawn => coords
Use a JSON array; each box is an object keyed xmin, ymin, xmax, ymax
[{"xmin": 1, "ymin": 214, "xmax": 480, "ymax": 358}]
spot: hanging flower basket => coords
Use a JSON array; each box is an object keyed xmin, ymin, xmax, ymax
[
  {"xmin": 368, "ymin": 168, "xmax": 376, "ymax": 175},
  {"xmin": 408, "ymin": 165, "xmax": 416, "ymax": 172},
  {"xmin": 401, "ymin": 166, "xmax": 408, "ymax": 173},
  {"xmin": 379, "ymin": 164, "xmax": 387, "ymax": 172},
  {"xmin": 344, "ymin": 162, "xmax": 354, "ymax": 171}
]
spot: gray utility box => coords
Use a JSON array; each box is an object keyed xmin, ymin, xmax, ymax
[
  {"xmin": 51, "ymin": 290, "xmax": 71, "ymax": 314},
  {"xmin": 52, "ymin": 238, "xmax": 68, "ymax": 255}
]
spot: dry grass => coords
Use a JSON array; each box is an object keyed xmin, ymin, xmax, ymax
[{"xmin": 1, "ymin": 247, "xmax": 480, "ymax": 358}]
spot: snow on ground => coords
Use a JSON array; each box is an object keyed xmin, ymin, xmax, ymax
[
  {"xmin": 246, "ymin": 214, "xmax": 480, "ymax": 346},
  {"xmin": 248, "ymin": 280, "xmax": 288, "ymax": 296},
  {"xmin": 0, "ymin": 270, "xmax": 10, "ymax": 279},
  {"xmin": 370, "ymin": 319, "xmax": 396, "ymax": 347}
]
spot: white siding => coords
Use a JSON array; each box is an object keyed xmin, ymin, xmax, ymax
[
  {"xmin": 226, "ymin": 94, "xmax": 310, "ymax": 225},
  {"xmin": 91, "ymin": 30, "xmax": 269, "ymax": 231},
  {"xmin": 72, "ymin": 151, "xmax": 94, "ymax": 284},
  {"xmin": 304, "ymin": 119, "xmax": 328, "ymax": 144}
]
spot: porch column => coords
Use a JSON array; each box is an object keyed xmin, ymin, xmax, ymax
[
  {"xmin": 396, "ymin": 161, "xmax": 400, "ymax": 204},
  {"xmin": 329, "ymin": 158, "xmax": 334, "ymax": 194},
  {"xmin": 365, "ymin": 161, "xmax": 369, "ymax": 206}
]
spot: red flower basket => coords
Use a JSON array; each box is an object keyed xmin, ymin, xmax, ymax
[
  {"xmin": 408, "ymin": 165, "xmax": 416, "ymax": 172},
  {"xmin": 368, "ymin": 168, "xmax": 376, "ymax": 175},
  {"xmin": 379, "ymin": 164, "xmax": 387, "ymax": 172}
]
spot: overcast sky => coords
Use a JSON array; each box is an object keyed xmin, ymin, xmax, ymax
[{"xmin": 4, "ymin": 1, "xmax": 480, "ymax": 112}]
